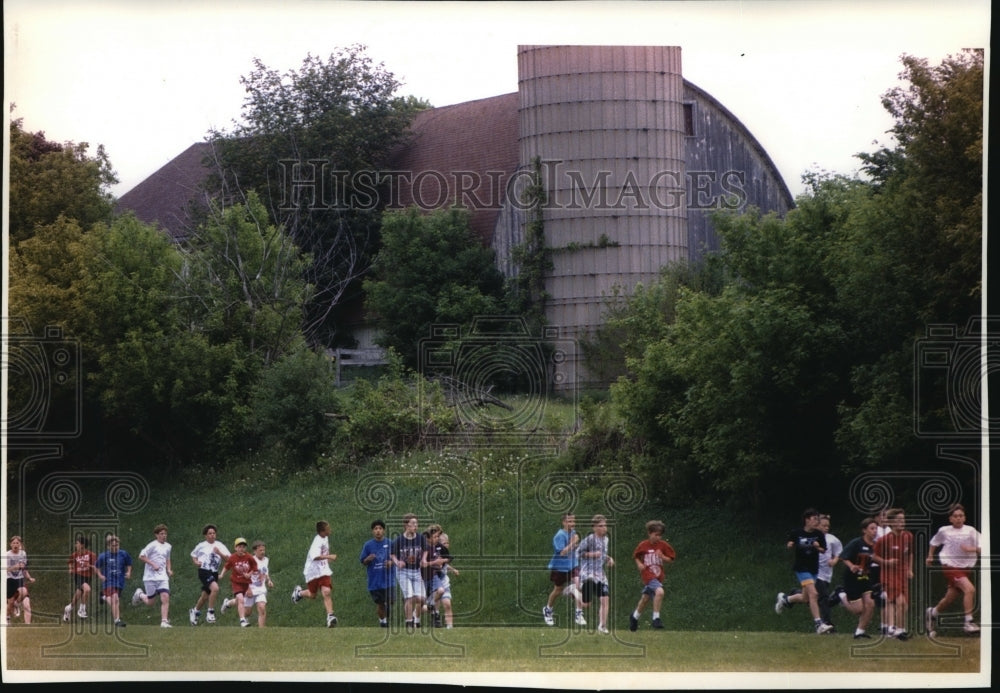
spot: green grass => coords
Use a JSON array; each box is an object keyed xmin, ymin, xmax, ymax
[
  {"xmin": 3, "ymin": 623, "xmax": 983, "ymax": 675},
  {"xmin": 5, "ymin": 430, "xmax": 987, "ymax": 680}
]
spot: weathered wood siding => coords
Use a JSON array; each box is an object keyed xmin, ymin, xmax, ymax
[{"xmin": 683, "ymin": 81, "xmax": 794, "ymax": 261}]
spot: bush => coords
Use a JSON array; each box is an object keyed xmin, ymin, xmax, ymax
[
  {"xmin": 249, "ymin": 345, "xmax": 343, "ymax": 465},
  {"xmin": 337, "ymin": 356, "xmax": 455, "ymax": 460}
]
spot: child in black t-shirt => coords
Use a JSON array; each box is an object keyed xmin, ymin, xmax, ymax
[{"xmin": 774, "ymin": 508, "xmax": 831, "ymax": 634}]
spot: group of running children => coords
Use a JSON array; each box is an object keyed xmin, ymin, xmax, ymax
[
  {"xmin": 774, "ymin": 503, "xmax": 981, "ymax": 639},
  {"xmin": 6, "ymin": 505, "xmax": 978, "ymax": 636}
]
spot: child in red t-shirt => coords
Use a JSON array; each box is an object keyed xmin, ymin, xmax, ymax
[
  {"xmin": 873, "ymin": 508, "xmax": 914, "ymax": 639},
  {"xmin": 219, "ymin": 538, "xmax": 257, "ymax": 627},
  {"xmin": 628, "ymin": 520, "xmax": 676, "ymax": 631},
  {"xmin": 63, "ymin": 535, "xmax": 103, "ymax": 621}
]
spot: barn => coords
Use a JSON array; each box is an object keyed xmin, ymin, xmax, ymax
[{"xmin": 118, "ymin": 45, "xmax": 793, "ymax": 388}]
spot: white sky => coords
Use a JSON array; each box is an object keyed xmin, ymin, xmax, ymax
[{"xmin": 3, "ymin": 0, "xmax": 991, "ymax": 200}]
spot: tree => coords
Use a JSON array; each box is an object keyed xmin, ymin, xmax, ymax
[
  {"xmin": 178, "ymin": 190, "xmax": 313, "ymax": 366},
  {"xmin": 363, "ymin": 207, "xmax": 507, "ymax": 369},
  {"xmin": 8, "ymin": 116, "xmax": 117, "ymax": 244},
  {"xmin": 206, "ymin": 46, "xmax": 428, "ymax": 344},
  {"xmin": 608, "ymin": 51, "xmax": 983, "ymax": 511}
]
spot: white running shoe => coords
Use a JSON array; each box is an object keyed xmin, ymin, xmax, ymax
[
  {"xmin": 326, "ymin": 613, "xmax": 338, "ymax": 628},
  {"xmin": 292, "ymin": 585, "xmax": 302, "ymax": 604},
  {"xmin": 240, "ymin": 618, "xmax": 250, "ymax": 628},
  {"xmin": 221, "ymin": 598, "xmax": 230, "ymax": 614},
  {"xmin": 189, "ymin": 608, "xmax": 198, "ymax": 626},
  {"xmin": 206, "ymin": 610, "xmax": 216, "ymax": 624},
  {"xmin": 774, "ymin": 592, "xmax": 786, "ymax": 614},
  {"xmin": 542, "ymin": 606, "xmax": 554, "ymax": 626},
  {"xmin": 132, "ymin": 588, "xmax": 145, "ymax": 606},
  {"xmin": 77, "ymin": 605, "xmax": 87, "ymax": 619},
  {"xmin": 925, "ymin": 607, "xmax": 936, "ymax": 635},
  {"xmin": 598, "ymin": 625, "xmax": 610, "ymax": 634},
  {"xmin": 63, "ymin": 604, "xmax": 72, "ymax": 622},
  {"xmin": 964, "ymin": 622, "xmax": 980, "ymax": 634},
  {"xmin": 816, "ymin": 622, "xmax": 834, "ymax": 634},
  {"xmin": 160, "ymin": 620, "xmax": 172, "ymax": 628},
  {"xmin": 575, "ymin": 609, "xmax": 587, "ymax": 626}
]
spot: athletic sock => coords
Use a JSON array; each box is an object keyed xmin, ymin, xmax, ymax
[{"xmin": 632, "ymin": 610, "xmax": 641, "ymax": 619}]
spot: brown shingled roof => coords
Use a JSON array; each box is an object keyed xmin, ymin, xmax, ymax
[
  {"xmin": 388, "ymin": 92, "xmax": 520, "ymax": 244},
  {"xmin": 118, "ymin": 93, "xmax": 521, "ymax": 246},
  {"xmin": 116, "ymin": 141, "xmax": 213, "ymax": 241}
]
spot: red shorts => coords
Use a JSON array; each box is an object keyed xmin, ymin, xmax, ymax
[
  {"xmin": 884, "ymin": 578, "xmax": 909, "ymax": 602},
  {"xmin": 942, "ymin": 566, "xmax": 971, "ymax": 588},
  {"xmin": 101, "ymin": 587, "xmax": 121, "ymax": 599},
  {"xmin": 231, "ymin": 582, "xmax": 251, "ymax": 597},
  {"xmin": 307, "ymin": 575, "xmax": 332, "ymax": 594}
]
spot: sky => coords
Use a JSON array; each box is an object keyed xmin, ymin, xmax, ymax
[{"xmin": 3, "ymin": 0, "xmax": 991, "ymax": 201}]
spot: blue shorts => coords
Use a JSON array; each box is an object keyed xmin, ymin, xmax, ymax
[
  {"xmin": 795, "ymin": 571, "xmax": 817, "ymax": 586},
  {"xmin": 642, "ymin": 578, "xmax": 663, "ymax": 597}
]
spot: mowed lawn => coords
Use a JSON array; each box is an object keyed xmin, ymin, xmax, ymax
[{"xmin": 3, "ymin": 622, "xmax": 983, "ymax": 682}]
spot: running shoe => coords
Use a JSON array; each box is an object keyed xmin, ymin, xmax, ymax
[{"xmin": 542, "ymin": 606, "xmax": 554, "ymax": 626}]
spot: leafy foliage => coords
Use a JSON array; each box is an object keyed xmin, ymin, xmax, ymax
[
  {"xmin": 363, "ymin": 207, "xmax": 507, "ymax": 368},
  {"xmin": 8, "ymin": 117, "xmax": 118, "ymax": 244},
  {"xmin": 609, "ymin": 52, "xmax": 983, "ymax": 510},
  {"xmin": 249, "ymin": 345, "xmax": 343, "ymax": 464},
  {"xmin": 207, "ymin": 46, "xmax": 428, "ymax": 344}
]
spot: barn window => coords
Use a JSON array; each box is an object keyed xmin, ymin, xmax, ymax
[{"xmin": 683, "ymin": 102, "xmax": 695, "ymax": 137}]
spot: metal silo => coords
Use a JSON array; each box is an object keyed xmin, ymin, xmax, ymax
[{"xmin": 517, "ymin": 45, "xmax": 689, "ymax": 384}]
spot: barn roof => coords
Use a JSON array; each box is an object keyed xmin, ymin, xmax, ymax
[{"xmin": 116, "ymin": 93, "xmax": 521, "ymax": 244}]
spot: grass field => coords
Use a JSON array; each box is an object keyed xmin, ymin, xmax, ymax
[
  {"xmin": 4, "ymin": 410, "xmax": 989, "ymax": 685},
  {"xmin": 3, "ymin": 621, "xmax": 983, "ymax": 679}
]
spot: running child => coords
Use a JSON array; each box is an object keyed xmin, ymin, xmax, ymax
[
  {"xmin": 132, "ymin": 523, "xmax": 173, "ymax": 627},
  {"xmin": 64, "ymin": 535, "xmax": 103, "ymax": 622},
  {"xmin": 359, "ymin": 519, "xmax": 395, "ymax": 627},
  {"xmin": 241, "ymin": 540, "xmax": 273, "ymax": 627},
  {"xmin": 543, "ymin": 513, "xmax": 586, "ymax": 627},
  {"xmin": 291, "ymin": 521, "xmax": 338, "ymax": 627},
  {"xmin": 219, "ymin": 537, "xmax": 257, "ymax": 627},
  {"xmin": 6, "ymin": 536, "xmax": 35, "ymax": 625},
  {"xmin": 774, "ymin": 508, "xmax": 832, "ymax": 634},
  {"xmin": 835, "ymin": 517, "xmax": 879, "ymax": 639},
  {"xmin": 429, "ymin": 532, "xmax": 459, "ymax": 628},
  {"xmin": 925, "ymin": 503, "xmax": 981, "ymax": 636},
  {"xmin": 189, "ymin": 524, "xmax": 230, "ymax": 626},
  {"xmin": 96, "ymin": 534, "xmax": 132, "ymax": 627},
  {"xmin": 629, "ymin": 519, "xmax": 675, "ymax": 631},
  {"xmin": 873, "ymin": 508, "xmax": 914, "ymax": 639},
  {"xmin": 578, "ymin": 514, "xmax": 614, "ymax": 634}
]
